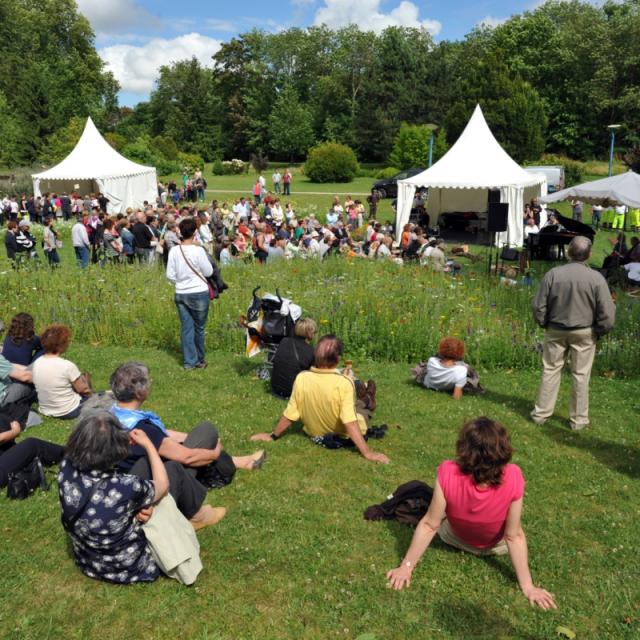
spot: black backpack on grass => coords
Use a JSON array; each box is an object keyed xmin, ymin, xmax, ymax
[{"xmin": 364, "ymin": 480, "xmax": 433, "ymax": 526}]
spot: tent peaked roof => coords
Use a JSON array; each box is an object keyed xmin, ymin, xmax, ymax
[
  {"xmin": 33, "ymin": 117, "xmax": 154, "ymax": 180},
  {"xmin": 400, "ymin": 104, "xmax": 544, "ymax": 190},
  {"xmin": 541, "ymin": 171, "xmax": 640, "ymax": 208}
]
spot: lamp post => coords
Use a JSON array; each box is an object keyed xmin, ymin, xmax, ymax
[
  {"xmin": 608, "ymin": 124, "xmax": 621, "ymax": 177},
  {"xmin": 426, "ymin": 123, "xmax": 438, "ymax": 168}
]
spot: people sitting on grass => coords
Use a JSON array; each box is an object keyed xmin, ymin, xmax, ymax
[
  {"xmin": 386, "ymin": 416, "xmax": 557, "ymax": 611},
  {"xmin": 412, "ymin": 337, "xmax": 482, "ymax": 399},
  {"xmin": 251, "ymin": 335, "xmax": 389, "ymax": 464},
  {"xmin": 2, "ymin": 312, "xmax": 42, "ymax": 366},
  {"xmin": 0, "ymin": 414, "xmax": 63, "ymax": 488},
  {"xmin": 109, "ymin": 361, "xmax": 265, "ymax": 528},
  {"xmin": 0, "ymin": 322, "xmax": 37, "ymax": 427},
  {"xmin": 31, "ymin": 324, "xmax": 93, "ymax": 420},
  {"xmin": 59, "ymin": 411, "xmax": 169, "ymax": 584},
  {"xmin": 270, "ymin": 318, "xmax": 317, "ymax": 399}
]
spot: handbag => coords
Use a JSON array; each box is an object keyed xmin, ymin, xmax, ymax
[
  {"xmin": 179, "ymin": 245, "xmax": 216, "ymax": 300},
  {"xmin": 6, "ymin": 457, "xmax": 49, "ymax": 499}
]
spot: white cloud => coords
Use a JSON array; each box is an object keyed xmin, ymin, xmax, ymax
[
  {"xmin": 100, "ymin": 33, "xmax": 222, "ymax": 94},
  {"xmin": 313, "ymin": 0, "xmax": 441, "ymax": 35},
  {"xmin": 205, "ymin": 18, "xmax": 237, "ymax": 33},
  {"xmin": 76, "ymin": 0, "xmax": 161, "ymax": 34},
  {"xmin": 476, "ymin": 15, "xmax": 508, "ymax": 29}
]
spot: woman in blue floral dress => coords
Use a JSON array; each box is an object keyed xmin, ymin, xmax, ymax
[{"xmin": 58, "ymin": 412, "xmax": 169, "ymax": 584}]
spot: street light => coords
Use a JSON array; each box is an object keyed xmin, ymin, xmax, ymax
[
  {"xmin": 608, "ymin": 124, "xmax": 621, "ymax": 177},
  {"xmin": 425, "ymin": 123, "xmax": 438, "ymax": 168}
]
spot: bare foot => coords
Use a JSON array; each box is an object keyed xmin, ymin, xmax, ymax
[
  {"xmin": 250, "ymin": 450, "xmax": 267, "ymax": 470},
  {"xmin": 190, "ymin": 505, "xmax": 226, "ymax": 531},
  {"xmin": 232, "ymin": 450, "xmax": 266, "ymax": 470}
]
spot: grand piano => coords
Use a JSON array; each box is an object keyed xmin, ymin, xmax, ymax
[{"xmin": 527, "ymin": 209, "xmax": 596, "ymax": 260}]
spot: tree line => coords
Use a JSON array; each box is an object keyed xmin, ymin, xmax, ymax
[{"xmin": 1, "ymin": 0, "xmax": 639, "ymax": 169}]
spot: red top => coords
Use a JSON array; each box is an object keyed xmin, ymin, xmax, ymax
[{"xmin": 438, "ymin": 460, "xmax": 525, "ymax": 549}]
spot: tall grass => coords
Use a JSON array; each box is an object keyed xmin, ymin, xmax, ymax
[{"xmin": 1, "ymin": 254, "xmax": 638, "ymax": 375}]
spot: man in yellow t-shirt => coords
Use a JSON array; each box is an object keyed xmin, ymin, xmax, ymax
[{"xmin": 251, "ymin": 335, "xmax": 389, "ymax": 464}]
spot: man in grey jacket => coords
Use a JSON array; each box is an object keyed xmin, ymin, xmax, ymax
[{"xmin": 531, "ymin": 236, "xmax": 615, "ymax": 430}]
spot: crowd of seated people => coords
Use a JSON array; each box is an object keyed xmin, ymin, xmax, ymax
[{"xmin": 1, "ymin": 309, "xmax": 555, "ymax": 607}]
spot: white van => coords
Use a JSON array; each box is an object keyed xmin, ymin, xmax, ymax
[{"xmin": 524, "ymin": 165, "xmax": 565, "ymax": 193}]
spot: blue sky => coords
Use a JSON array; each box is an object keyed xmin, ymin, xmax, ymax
[{"xmin": 76, "ymin": 0, "xmax": 544, "ymax": 106}]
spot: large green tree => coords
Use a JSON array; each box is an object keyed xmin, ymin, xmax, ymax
[
  {"xmin": 149, "ymin": 58, "xmax": 223, "ymax": 161},
  {"xmin": 268, "ymin": 85, "xmax": 315, "ymax": 160},
  {"xmin": 0, "ymin": 0, "xmax": 119, "ymax": 165},
  {"xmin": 445, "ymin": 54, "xmax": 547, "ymax": 163}
]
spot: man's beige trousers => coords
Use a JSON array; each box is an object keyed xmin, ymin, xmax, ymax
[{"xmin": 532, "ymin": 327, "xmax": 596, "ymax": 429}]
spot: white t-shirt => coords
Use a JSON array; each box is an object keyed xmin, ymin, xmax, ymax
[
  {"xmin": 376, "ymin": 243, "xmax": 391, "ymax": 258},
  {"xmin": 166, "ymin": 244, "xmax": 213, "ymax": 294},
  {"xmin": 524, "ymin": 224, "xmax": 539, "ymax": 238},
  {"xmin": 624, "ymin": 262, "xmax": 640, "ymax": 282},
  {"xmin": 32, "ymin": 356, "xmax": 82, "ymax": 417},
  {"xmin": 423, "ymin": 357, "xmax": 467, "ymax": 391}
]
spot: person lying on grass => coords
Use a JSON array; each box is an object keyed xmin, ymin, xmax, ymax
[
  {"xmin": 252, "ymin": 334, "xmax": 389, "ymax": 464},
  {"xmin": 110, "ymin": 361, "xmax": 265, "ymax": 529},
  {"xmin": 386, "ymin": 417, "xmax": 557, "ymax": 610},
  {"xmin": 415, "ymin": 337, "xmax": 481, "ymax": 399}
]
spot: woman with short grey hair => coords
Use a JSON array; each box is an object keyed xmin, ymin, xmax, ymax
[
  {"xmin": 58, "ymin": 411, "xmax": 169, "ymax": 584},
  {"xmin": 109, "ymin": 361, "xmax": 265, "ymax": 530}
]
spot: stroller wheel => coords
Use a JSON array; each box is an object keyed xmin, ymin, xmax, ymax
[{"xmin": 258, "ymin": 366, "xmax": 271, "ymax": 381}]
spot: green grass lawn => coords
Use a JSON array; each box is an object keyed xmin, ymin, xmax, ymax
[
  {"xmin": 0, "ymin": 345, "xmax": 638, "ymax": 640},
  {"xmin": 0, "ymin": 172, "xmax": 638, "ymax": 638},
  {"xmin": 200, "ymin": 173, "xmax": 376, "ymax": 195}
]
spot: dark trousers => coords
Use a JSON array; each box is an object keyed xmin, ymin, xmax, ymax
[
  {"xmin": 0, "ymin": 438, "xmax": 64, "ymax": 487},
  {"xmin": 0, "ymin": 382, "xmax": 37, "ymax": 427},
  {"xmin": 129, "ymin": 422, "xmax": 234, "ymax": 519}
]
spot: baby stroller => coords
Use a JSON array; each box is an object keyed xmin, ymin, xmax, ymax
[{"xmin": 242, "ymin": 287, "xmax": 302, "ymax": 379}]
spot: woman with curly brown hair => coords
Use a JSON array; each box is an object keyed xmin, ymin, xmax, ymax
[
  {"xmin": 2, "ymin": 313, "xmax": 42, "ymax": 366},
  {"xmin": 31, "ymin": 324, "xmax": 93, "ymax": 419},
  {"xmin": 386, "ymin": 417, "xmax": 557, "ymax": 610}
]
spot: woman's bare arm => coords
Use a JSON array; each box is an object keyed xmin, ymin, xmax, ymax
[
  {"xmin": 386, "ymin": 479, "xmax": 447, "ymax": 590},
  {"xmin": 504, "ymin": 499, "xmax": 557, "ymax": 610}
]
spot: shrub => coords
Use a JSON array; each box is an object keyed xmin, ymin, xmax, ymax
[
  {"xmin": 375, "ymin": 167, "xmax": 401, "ymax": 179},
  {"xmin": 178, "ymin": 151, "xmax": 205, "ymax": 174},
  {"xmin": 250, "ymin": 152, "xmax": 269, "ymax": 173},
  {"xmin": 221, "ymin": 159, "xmax": 247, "ymax": 175},
  {"xmin": 211, "ymin": 158, "xmax": 225, "ymax": 175},
  {"xmin": 389, "ymin": 123, "xmax": 433, "ymax": 170},
  {"xmin": 152, "ymin": 135, "xmax": 180, "ymax": 160},
  {"xmin": 121, "ymin": 135, "xmax": 185, "ymax": 177},
  {"xmin": 304, "ymin": 142, "xmax": 359, "ymax": 183},
  {"xmin": 535, "ymin": 154, "xmax": 584, "ymax": 187},
  {"xmin": 623, "ymin": 145, "xmax": 640, "ymax": 173}
]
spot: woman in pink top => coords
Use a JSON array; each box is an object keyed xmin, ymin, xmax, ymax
[{"xmin": 386, "ymin": 417, "xmax": 557, "ymax": 610}]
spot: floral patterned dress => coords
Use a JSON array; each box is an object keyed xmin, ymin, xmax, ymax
[{"xmin": 58, "ymin": 458, "xmax": 159, "ymax": 584}]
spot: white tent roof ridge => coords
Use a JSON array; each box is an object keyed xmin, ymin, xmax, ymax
[
  {"xmin": 32, "ymin": 117, "xmax": 155, "ymax": 181},
  {"xmin": 399, "ymin": 104, "xmax": 545, "ymax": 190}
]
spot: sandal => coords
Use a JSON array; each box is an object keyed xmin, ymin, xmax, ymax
[{"xmin": 251, "ymin": 451, "xmax": 267, "ymax": 470}]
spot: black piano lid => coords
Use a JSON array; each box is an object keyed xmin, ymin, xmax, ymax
[{"xmin": 546, "ymin": 208, "xmax": 596, "ymax": 240}]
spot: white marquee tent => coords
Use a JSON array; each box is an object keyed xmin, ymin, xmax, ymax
[
  {"xmin": 32, "ymin": 118, "xmax": 157, "ymax": 214},
  {"xmin": 541, "ymin": 171, "xmax": 640, "ymax": 208},
  {"xmin": 396, "ymin": 105, "xmax": 547, "ymax": 247}
]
